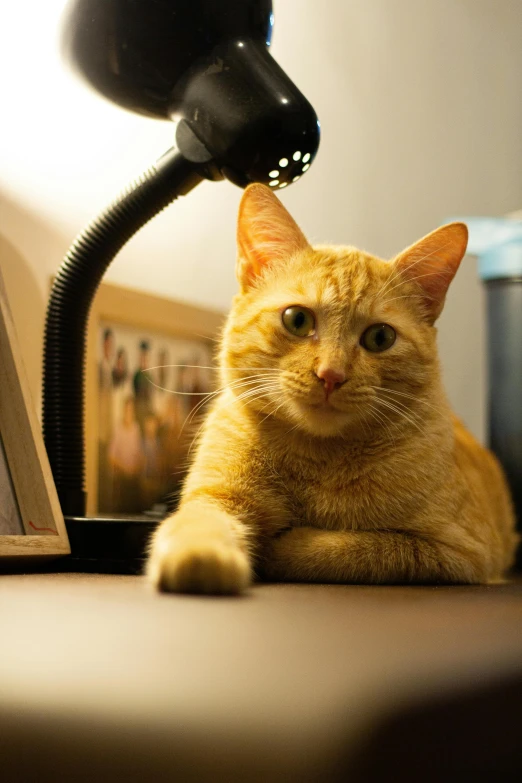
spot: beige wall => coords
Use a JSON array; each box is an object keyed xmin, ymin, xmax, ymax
[
  {"xmin": 2, "ymin": 0, "xmax": 522, "ymax": 440},
  {"xmin": 0, "ymin": 193, "xmax": 71, "ymax": 412}
]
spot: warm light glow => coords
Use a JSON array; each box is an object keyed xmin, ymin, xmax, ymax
[
  {"xmin": 269, "ymin": 170, "xmax": 279, "ymax": 178},
  {"xmin": 279, "ymin": 158, "xmax": 289, "ymax": 168},
  {"xmin": 293, "ymin": 151, "xmax": 302, "ymax": 161},
  {"xmin": 269, "ymin": 180, "xmax": 280, "ymax": 187},
  {"xmin": 302, "ymin": 164, "xmax": 310, "ymax": 172},
  {"xmin": 302, "ymin": 153, "xmax": 311, "ymax": 164}
]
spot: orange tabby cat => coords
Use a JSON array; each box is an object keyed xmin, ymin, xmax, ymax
[{"xmin": 146, "ymin": 184, "xmax": 518, "ymax": 593}]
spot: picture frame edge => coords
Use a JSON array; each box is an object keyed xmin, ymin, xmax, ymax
[{"xmin": 0, "ymin": 267, "xmax": 70, "ymax": 558}]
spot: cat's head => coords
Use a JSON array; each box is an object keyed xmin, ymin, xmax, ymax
[{"xmin": 220, "ymin": 184, "xmax": 467, "ymax": 438}]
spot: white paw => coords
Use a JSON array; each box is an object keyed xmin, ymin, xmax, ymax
[{"xmin": 147, "ymin": 534, "xmax": 251, "ymax": 595}]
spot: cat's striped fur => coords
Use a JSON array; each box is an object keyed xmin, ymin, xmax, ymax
[{"xmin": 146, "ymin": 184, "xmax": 517, "ymax": 593}]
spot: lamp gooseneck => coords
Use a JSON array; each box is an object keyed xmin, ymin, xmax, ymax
[
  {"xmin": 43, "ymin": 149, "xmax": 202, "ymax": 515},
  {"xmin": 45, "ymin": 0, "xmax": 321, "ymax": 515}
]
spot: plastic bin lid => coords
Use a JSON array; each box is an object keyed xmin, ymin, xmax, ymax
[{"xmin": 450, "ymin": 217, "xmax": 522, "ymax": 281}]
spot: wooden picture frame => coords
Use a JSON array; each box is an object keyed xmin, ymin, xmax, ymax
[
  {"xmin": 0, "ymin": 267, "xmax": 69, "ymax": 560},
  {"xmin": 85, "ymin": 281, "xmax": 224, "ymax": 517}
]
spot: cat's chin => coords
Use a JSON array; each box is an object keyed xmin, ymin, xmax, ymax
[{"xmin": 288, "ymin": 400, "xmax": 356, "ymax": 438}]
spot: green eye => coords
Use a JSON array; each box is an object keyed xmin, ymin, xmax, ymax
[
  {"xmin": 282, "ymin": 306, "xmax": 316, "ymax": 337},
  {"xmin": 361, "ymin": 323, "xmax": 396, "ymax": 353}
]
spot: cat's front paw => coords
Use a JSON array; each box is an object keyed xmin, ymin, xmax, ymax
[
  {"xmin": 146, "ymin": 509, "xmax": 251, "ymax": 595},
  {"xmin": 148, "ymin": 540, "xmax": 251, "ymax": 595}
]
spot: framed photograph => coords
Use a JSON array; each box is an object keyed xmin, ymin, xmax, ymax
[
  {"xmin": 0, "ymin": 267, "xmax": 69, "ymax": 560},
  {"xmin": 85, "ymin": 281, "xmax": 224, "ymax": 517}
]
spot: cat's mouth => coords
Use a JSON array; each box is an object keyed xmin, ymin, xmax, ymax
[
  {"xmin": 277, "ymin": 376, "xmax": 367, "ymax": 434},
  {"xmin": 286, "ymin": 393, "xmax": 356, "ymax": 432}
]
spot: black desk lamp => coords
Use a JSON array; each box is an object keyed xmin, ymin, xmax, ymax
[{"xmin": 44, "ymin": 0, "xmax": 320, "ymax": 571}]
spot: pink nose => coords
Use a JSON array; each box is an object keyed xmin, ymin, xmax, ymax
[{"xmin": 315, "ymin": 366, "xmax": 346, "ymax": 398}]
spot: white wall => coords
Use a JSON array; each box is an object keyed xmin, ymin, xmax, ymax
[{"xmin": 1, "ymin": 0, "xmax": 522, "ymax": 441}]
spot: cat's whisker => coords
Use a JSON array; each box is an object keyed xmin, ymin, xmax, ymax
[
  {"xmin": 260, "ymin": 398, "xmax": 289, "ymax": 426},
  {"xmin": 181, "ymin": 380, "xmax": 258, "ymax": 432},
  {"xmin": 145, "ymin": 363, "xmax": 280, "ymax": 376},
  {"xmin": 258, "ymin": 399, "xmax": 283, "ymax": 425},
  {"xmin": 191, "ymin": 374, "xmax": 280, "ymax": 404},
  {"xmin": 179, "ymin": 382, "xmax": 276, "ymax": 456},
  {"xmin": 211, "ymin": 377, "xmax": 280, "ymax": 403},
  {"xmin": 382, "ymin": 268, "xmax": 448, "ymax": 301},
  {"xmin": 193, "ymin": 332, "xmax": 221, "ymax": 345},
  {"xmin": 373, "ymin": 396, "xmax": 425, "ymax": 435},
  {"xmin": 186, "ymin": 386, "xmax": 280, "ymax": 445},
  {"xmin": 182, "ymin": 384, "xmax": 279, "ymax": 458},
  {"xmin": 373, "ymin": 386, "xmax": 443, "ymax": 415},
  {"xmin": 380, "ymin": 294, "xmax": 419, "ymax": 305},
  {"xmin": 233, "ymin": 384, "xmax": 280, "ymax": 405},
  {"xmin": 258, "ymin": 406, "xmax": 279, "ymax": 426},
  {"xmin": 365, "ymin": 404, "xmax": 396, "ymax": 445},
  {"xmin": 360, "ymin": 416, "xmax": 372, "ymax": 441},
  {"xmin": 231, "ymin": 369, "xmax": 279, "ymax": 374},
  {"xmin": 373, "ymin": 392, "xmax": 423, "ymax": 420},
  {"xmin": 167, "ymin": 466, "xmax": 191, "ymax": 478},
  {"xmin": 145, "ymin": 367, "xmax": 279, "ymax": 397},
  {"xmin": 145, "ymin": 363, "xmax": 217, "ymax": 374},
  {"xmin": 379, "ymin": 397, "xmax": 423, "ymax": 423},
  {"xmin": 207, "ymin": 379, "xmax": 281, "ymax": 408},
  {"xmin": 285, "ymin": 420, "xmax": 302, "ymax": 437},
  {"xmin": 145, "ymin": 379, "xmax": 214, "ymax": 396},
  {"xmin": 181, "ymin": 375, "xmax": 282, "ymax": 432},
  {"xmin": 364, "ymin": 409, "xmax": 381, "ymax": 434},
  {"xmin": 377, "ymin": 242, "xmax": 451, "ymax": 297},
  {"xmin": 185, "ymin": 388, "xmax": 277, "ymax": 456},
  {"xmin": 187, "ymin": 417, "xmax": 211, "ymax": 459},
  {"xmin": 146, "ymin": 364, "xmax": 279, "ymax": 371},
  {"xmin": 181, "ymin": 393, "xmax": 220, "ymax": 434},
  {"xmin": 225, "ymin": 374, "xmax": 281, "ymax": 387},
  {"xmin": 183, "ymin": 392, "xmax": 218, "ymax": 425},
  {"xmin": 179, "ymin": 376, "xmax": 271, "ymax": 437}
]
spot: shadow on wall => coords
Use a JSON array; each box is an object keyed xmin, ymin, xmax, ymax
[{"xmin": 0, "ymin": 191, "xmax": 70, "ymax": 411}]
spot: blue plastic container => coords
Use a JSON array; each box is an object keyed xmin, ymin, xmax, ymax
[{"xmin": 463, "ymin": 218, "xmax": 522, "ymax": 563}]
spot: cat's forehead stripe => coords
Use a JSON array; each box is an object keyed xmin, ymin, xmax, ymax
[
  {"xmin": 240, "ymin": 248, "xmax": 404, "ymax": 327},
  {"xmin": 307, "ymin": 249, "xmax": 389, "ymax": 310}
]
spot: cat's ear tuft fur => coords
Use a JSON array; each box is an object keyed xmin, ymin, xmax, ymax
[
  {"xmin": 236, "ymin": 184, "xmax": 310, "ymax": 290},
  {"xmin": 393, "ymin": 222, "xmax": 468, "ymax": 323}
]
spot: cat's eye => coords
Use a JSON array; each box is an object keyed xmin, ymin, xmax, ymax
[
  {"xmin": 361, "ymin": 323, "xmax": 396, "ymax": 353},
  {"xmin": 282, "ymin": 306, "xmax": 316, "ymax": 337}
]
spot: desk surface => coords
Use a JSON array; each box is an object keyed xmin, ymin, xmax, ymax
[{"xmin": 1, "ymin": 573, "xmax": 522, "ymax": 782}]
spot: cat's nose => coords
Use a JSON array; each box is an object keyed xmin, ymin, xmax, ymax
[{"xmin": 315, "ymin": 366, "xmax": 346, "ymax": 398}]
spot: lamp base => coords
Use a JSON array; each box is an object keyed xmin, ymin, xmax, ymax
[{"xmin": 59, "ymin": 515, "xmax": 160, "ymax": 575}]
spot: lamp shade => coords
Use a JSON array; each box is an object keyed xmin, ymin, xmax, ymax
[{"xmin": 61, "ymin": 0, "xmax": 320, "ymax": 188}]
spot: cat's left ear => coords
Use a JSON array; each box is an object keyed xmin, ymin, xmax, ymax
[
  {"xmin": 393, "ymin": 222, "xmax": 468, "ymax": 323},
  {"xmin": 236, "ymin": 184, "xmax": 311, "ymax": 290}
]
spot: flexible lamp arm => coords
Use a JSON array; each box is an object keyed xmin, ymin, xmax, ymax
[
  {"xmin": 43, "ymin": 148, "xmax": 203, "ymax": 516},
  {"xmin": 45, "ymin": 0, "xmax": 321, "ymax": 516}
]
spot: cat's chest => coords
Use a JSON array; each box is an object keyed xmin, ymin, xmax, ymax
[{"xmin": 270, "ymin": 452, "xmax": 398, "ymax": 530}]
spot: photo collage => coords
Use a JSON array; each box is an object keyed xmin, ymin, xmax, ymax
[{"xmin": 97, "ymin": 321, "xmax": 214, "ymax": 515}]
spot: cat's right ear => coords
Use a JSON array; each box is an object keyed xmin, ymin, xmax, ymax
[
  {"xmin": 236, "ymin": 184, "xmax": 310, "ymax": 291},
  {"xmin": 392, "ymin": 223, "xmax": 468, "ymax": 323}
]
